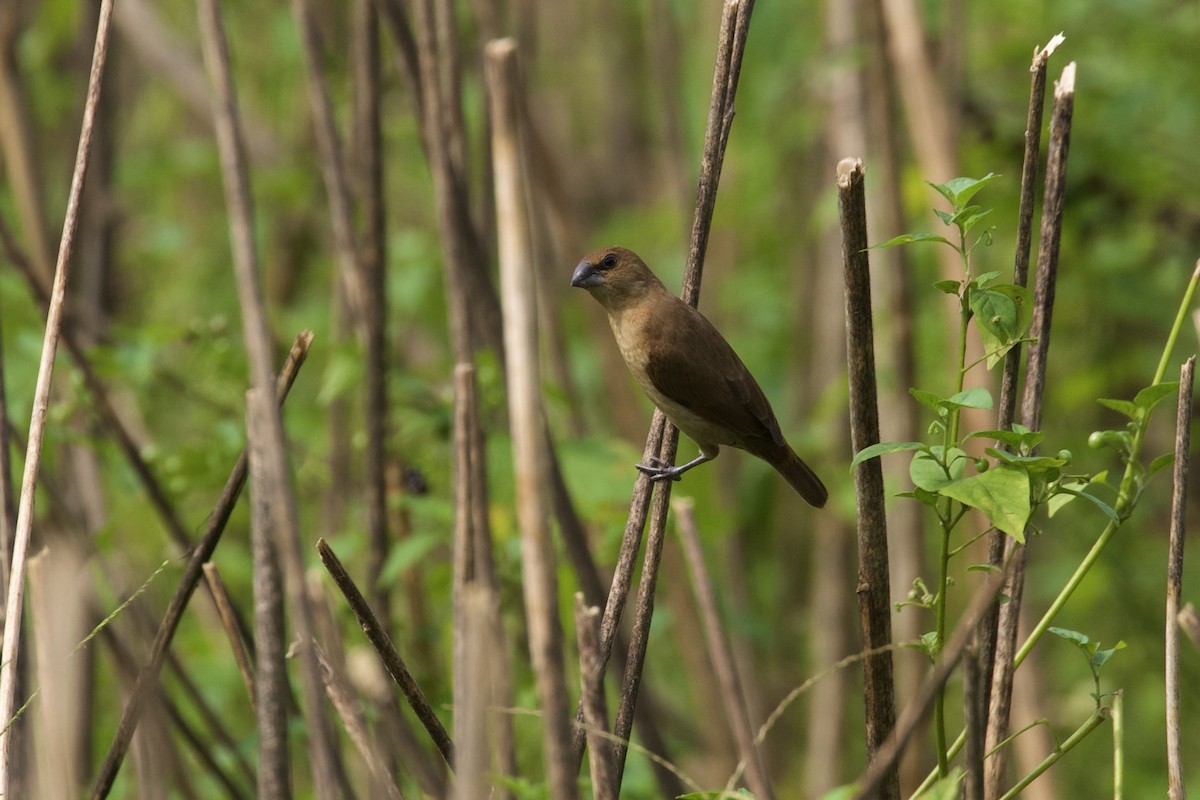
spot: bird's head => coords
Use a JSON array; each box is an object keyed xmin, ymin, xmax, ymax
[{"xmin": 571, "ymin": 246, "xmax": 665, "ymax": 309}]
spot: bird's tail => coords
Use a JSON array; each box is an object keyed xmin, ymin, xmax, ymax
[{"xmin": 774, "ymin": 448, "xmax": 828, "ymax": 508}]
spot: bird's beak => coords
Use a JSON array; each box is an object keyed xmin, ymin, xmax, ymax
[{"xmin": 571, "ymin": 260, "xmax": 604, "ymax": 288}]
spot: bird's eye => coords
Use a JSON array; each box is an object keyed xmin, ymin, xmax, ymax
[{"xmin": 601, "ymin": 253, "xmax": 618, "ymax": 269}]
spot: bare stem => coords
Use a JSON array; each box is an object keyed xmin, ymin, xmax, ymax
[
  {"xmin": 838, "ymin": 156, "xmax": 900, "ymax": 800},
  {"xmin": 1166, "ymin": 357, "xmax": 1193, "ymax": 800},
  {"xmin": 0, "ymin": 1, "xmax": 115, "ymax": 789}
]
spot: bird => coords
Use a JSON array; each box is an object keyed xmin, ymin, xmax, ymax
[{"xmin": 571, "ymin": 246, "xmax": 827, "ymax": 508}]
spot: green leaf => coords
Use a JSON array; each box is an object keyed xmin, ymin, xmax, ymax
[
  {"xmin": 958, "ymin": 207, "xmax": 994, "ymax": 235},
  {"xmin": 915, "ymin": 769, "xmax": 966, "ymax": 800},
  {"xmin": 817, "ymin": 786, "xmax": 857, "ymax": 800},
  {"xmin": 1150, "ymin": 452, "xmax": 1175, "ymax": 476},
  {"xmin": 967, "ymin": 428, "xmax": 1044, "ymax": 451},
  {"xmin": 910, "ymin": 388, "xmax": 946, "ymax": 414},
  {"xmin": 1049, "ymin": 487, "xmax": 1120, "ymax": 521},
  {"xmin": 1049, "ymin": 627, "xmax": 1090, "ymax": 648},
  {"xmin": 971, "ymin": 270, "xmax": 1002, "ymax": 288},
  {"xmin": 1097, "ymin": 398, "xmax": 1140, "ymax": 420},
  {"xmin": 971, "ymin": 288, "xmax": 1019, "ymax": 340},
  {"xmin": 927, "ymin": 173, "xmax": 1001, "ymax": 208},
  {"xmin": 870, "ymin": 232, "xmax": 954, "ymax": 249},
  {"xmin": 985, "ymin": 449, "xmax": 1068, "ymax": 475},
  {"xmin": 938, "ymin": 465, "xmax": 1031, "ymax": 541},
  {"xmin": 910, "ymin": 446, "xmax": 968, "ymax": 491},
  {"xmin": 967, "ymin": 564, "xmax": 1001, "ymax": 573},
  {"xmin": 933, "ymin": 279, "xmax": 961, "ymax": 294},
  {"xmin": 942, "ymin": 386, "xmax": 994, "ymax": 412},
  {"xmin": 851, "ymin": 440, "xmax": 926, "ymax": 469},
  {"xmin": 1092, "ymin": 640, "xmax": 1127, "ymax": 670},
  {"xmin": 378, "ymin": 530, "xmax": 443, "ymax": 586},
  {"xmin": 1134, "ymin": 381, "xmax": 1179, "ymax": 411}
]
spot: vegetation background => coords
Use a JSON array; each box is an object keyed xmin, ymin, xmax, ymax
[{"xmin": 0, "ymin": 0, "xmax": 1196, "ymax": 797}]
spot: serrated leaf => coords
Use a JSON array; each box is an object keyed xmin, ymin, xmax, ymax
[
  {"xmin": 938, "ymin": 465, "xmax": 1030, "ymax": 541},
  {"xmin": 1150, "ymin": 452, "xmax": 1175, "ymax": 476},
  {"xmin": 870, "ymin": 232, "xmax": 954, "ymax": 249},
  {"xmin": 1134, "ymin": 381, "xmax": 1179, "ymax": 411},
  {"xmin": 851, "ymin": 440, "xmax": 926, "ymax": 469},
  {"xmin": 1098, "ymin": 398, "xmax": 1140, "ymax": 420}
]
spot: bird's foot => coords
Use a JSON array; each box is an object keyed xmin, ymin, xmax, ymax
[{"xmin": 636, "ymin": 456, "xmax": 683, "ymax": 482}]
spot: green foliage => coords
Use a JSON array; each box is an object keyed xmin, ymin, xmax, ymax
[{"xmin": 1048, "ymin": 627, "xmax": 1127, "ymax": 705}]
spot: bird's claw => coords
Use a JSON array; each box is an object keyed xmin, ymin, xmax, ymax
[{"xmin": 636, "ymin": 458, "xmax": 682, "ymax": 482}]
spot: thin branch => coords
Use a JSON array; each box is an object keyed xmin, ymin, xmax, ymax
[
  {"xmin": 316, "ymin": 644, "xmax": 406, "ymax": 800},
  {"xmin": 838, "ymin": 155, "xmax": 900, "ymax": 800},
  {"xmin": 985, "ymin": 63, "xmax": 1076, "ymax": 799},
  {"xmin": 1181, "ymin": 603, "xmax": 1200, "ymax": 649},
  {"xmin": 202, "ymin": 563, "xmax": 256, "ymax": 710},
  {"xmin": 578, "ymin": 1, "xmax": 756, "ymax": 783},
  {"xmin": 85, "ymin": 333, "xmax": 311, "ymax": 799},
  {"xmin": 852, "ymin": 559, "xmax": 1014, "ymax": 800},
  {"xmin": 675, "ymin": 499, "xmax": 774, "ymax": 800},
  {"xmin": 981, "ymin": 33, "xmax": 1061, "ymax": 755},
  {"xmin": 1166, "ymin": 356, "xmax": 1194, "ymax": 800},
  {"xmin": 575, "ymin": 595, "xmax": 617, "ymax": 800},
  {"xmin": 290, "ymin": 0, "xmax": 369, "ymax": 325},
  {"xmin": 316, "ymin": 538, "xmax": 455, "ymax": 767},
  {"xmin": 487, "ymin": 38, "xmax": 577, "ymax": 800},
  {"xmin": 0, "ymin": 0, "xmax": 115, "ymax": 788}
]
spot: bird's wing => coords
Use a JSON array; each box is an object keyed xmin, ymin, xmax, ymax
[{"xmin": 643, "ymin": 306, "xmax": 786, "ymax": 448}]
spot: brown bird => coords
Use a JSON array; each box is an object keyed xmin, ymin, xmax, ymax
[{"xmin": 572, "ymin": 246, "xmax": 827, "ymax": 508}]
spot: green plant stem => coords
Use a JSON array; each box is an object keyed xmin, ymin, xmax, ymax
[
  {"xmin": 1112, "ymin": 690, "xmax": 1124, "ymax": 800},
  {"xmin": 933, "ymin": 518, "xmax": 952, "ymax": 777},
  {"xmin": 916, "ymin": 263, "xmax": 1200, "ymax": 793},
  {"xmin": 932, "ymin": 239, "xmax": 974, "ymax": 778},
  {"xmin": 997, "ymin": 707, "xmax": 1110, "ymax": 800}
]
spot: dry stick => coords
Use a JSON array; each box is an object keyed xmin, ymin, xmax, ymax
[
  {"xmin": 0, "ymin": 0, "xmax": 114, "ymax": 788},
  {"xmin": 576, "ymin": 0, "xmax": 755, "ymax": 779},
  {"xmin": 981, "ymin": 32, "xmax": 1061, "ymax": 752},
  {"xmin": 453, "ymin": 363, "xmax": 518, "ymax": 790},
  {"xmin": 1166, "ymin": 356, "xmax": 1194, "ymax": 800},
  {"xmin": 0, "ymin": 303, "xmax": 14, "ymax": 597},
  {"xmin": 575, "ymin": 595, "xmax": 617, "ymax": 800},
  {"xmin": 316, "ymin": 644, "xmax": 406, "ymax": 800},
  {"xmin": 82, "ymin": 338, "xmax": 309, "ymax": 800},
  {"xmin": 205, "ymin": 1, "xmax": 350, "ymax": 793},
  {"xmin": 410, "ymin": 0, "xmax": 504, "ymax": 365},
  {"xmin": 486, "ymin": 38, "xmax": 577, "ymax": 800},
  {"xmin": 962, "ymin": 639, "xmax": 986, "ymax": 800},
  {"xmin": 353, "ymin": 0, "xmax": 393, "ymax": 636},
  {"xmin": 202, "ymin": 563, "xmax": 256, "ymax": 710},
  {"xmin": 88, "ymin": 334, "xmax": 312, "ymax": 800},
  {"xmin": 851, "ymin": 561, "xmax": 1015, "ymax": 800},
  {"xmin": 317, "ymin": 538, "xmax": 456, "ymax": 766},
  {"xmin": 291, "ymin": 0, "xmax": 369, "ymax": 325},
  {"xmin": 98, "ymin": 627, "xmax": 253, "ymax": 800},
  {"xmin": 455, "ymin": 586, "xmax": 495, "ymax": 800},
  {"xmin": 985, "ymin": 62, "xmax": 1076, "ymax": 800},
  {"xmin": 838, "ymin": 156, "xmax": 900, "ymax": 800},
  {"xmin": 1180, "ymin": 603, "xmax": 1200, "ymax": 649},
  {"xmin": 674, "ymin": 499, "xmax": 774, "ymax": 800}
]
